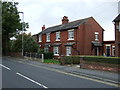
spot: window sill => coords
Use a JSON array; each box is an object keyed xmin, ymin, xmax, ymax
[
  {"xmin": 54, "ymin": 54, "xmax": 59, "ymax": 56},
  {"xmin": 95, "ymin": 39, "xmax": 99, "ymax": 41},
  {"xmin": 56, "ymin": 39, "xmax": 60, "ymax": 41},
  {"xmin": 46, "ymin": 40, "xmax": 50, "ymax": 42},
  {"xmin": 68, "ymin": 39, "xmax": 74, "ymax": 41},
  {"xmin": 38, "ymin": 41, "xmax": 42, "ymax": 42}
]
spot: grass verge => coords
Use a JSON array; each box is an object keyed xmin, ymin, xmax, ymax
[{"xmin": 43, "ymin": 59, "xmax": 60, "ymax": 64}]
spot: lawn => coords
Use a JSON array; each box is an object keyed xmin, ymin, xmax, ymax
[{"xmin": 43, "ymin": 59, "xmax": 60, "ymax": 64}]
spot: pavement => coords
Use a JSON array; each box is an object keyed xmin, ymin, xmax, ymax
[{"xmin": 5, "ymin": 57, "xmax": 119, "ymax": 84}]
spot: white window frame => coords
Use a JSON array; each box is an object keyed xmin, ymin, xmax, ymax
[
  {"xmin": 66, "ymin": 46, "xmax": 72, "ymax": 56},
  {"xmin": 46, "ymin": 33, "xmax": 50, "ymax": 42},
  {"xmin": 56, "ymin": 32, "xmax": 60, "ymax": 41},
  {"xmin": 95, "ymin": 32, "xmax": 99, "ymax": 41},
  {"xmin": 68, "ymin": 29, "xmax": 74, "ymax": 40},
  {"xmin": 38, "ymin": 34, "xmax": 42, "ymax": 42},
  {"xmin": 53, "ymin": 46, "xmax": 59, "ymax": 56}
]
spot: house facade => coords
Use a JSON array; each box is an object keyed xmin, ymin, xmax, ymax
[
  {"xmin": 103, "ymin": 41, "xmax": 115, "ymax": 57},
  {"xmin": 113, "ymin": 14, "xmax": 120, "ymax": 57},
  {"xmin": 37, "ymin": 16, "xmax": 104, "ymax": 56}
]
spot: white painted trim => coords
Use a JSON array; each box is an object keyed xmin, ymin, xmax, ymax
[
  {"xmin": 95, "ymin": 32, "xmax": 99, "ymax": 34},
  {"xmin": 105, "ymin": 44, "xmax": 111, "ymax": 46}
]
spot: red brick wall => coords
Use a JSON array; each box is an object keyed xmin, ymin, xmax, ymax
[
  {"xmin": 76, "ymin": 17, "xmax": 103, "ymax": 55},
  {"xmin": 115, "ymin": 22, "xmax": 120, "ymax": 57}
]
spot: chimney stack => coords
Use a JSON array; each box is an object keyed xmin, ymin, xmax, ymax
[
  {"xmin": 62, "ymin": 16, "xmax": 69, "ymax": 24},
  {"xmin": 42, "ymin": 25, "xmax": 45, "ymax": 31}
]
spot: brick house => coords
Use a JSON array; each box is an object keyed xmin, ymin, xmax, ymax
[
  {"xmin": 113, "ymin": 14, "xmax": 120, "ymax": 57},
  {"xmin": 37, "ymin": 16, "xmax": 104, "ymax": 56},
  {"xmin": 103, "ymin": 41, "xmax": 115, "ymax": 57}
]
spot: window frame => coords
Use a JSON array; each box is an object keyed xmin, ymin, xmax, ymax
[
  {"xmin": 46, "ymin": 33, "xmax": 50, "ymax": 42},
  {"xmin": 95, "ymin": 32, "xmax": 99, "ymax": 41},
  {"xmin": 44, "ymin": 47, "xmax": 49, "ymax": 53},
  {"xmin": 38, "ymin": 34, "xmax": 42, "ymax": 42},
  {"xmin": 56, "ymin": 32, "xmax": 60, "ymax": 41},
  {"xmin": 68, "ymin": 29, "xmax": 74, "ymax": 40},
  {"xmin": 66, "ymin": 46, "xmax": 72, "ymax": 56},
  {"xmin": 53, "ymin": 46, "xmax": 59, "ymax": 56}
]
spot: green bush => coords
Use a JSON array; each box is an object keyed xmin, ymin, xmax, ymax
[
  {"xmin": 44, "ymin": 59, "xmax": 60, "ymax": 64},
  {"xmin": 44, "ymin": 52, "xmax": 53, "ymax": 59},
  {"xmin": 60, "ymin": 56, "xmax": 80, "ymax": 65},
  {"xmin": 83, "ymin": 56, "xmax": 120, "ymax": 64},
  {"xmin": 60, "ymin": 55, "xmax": 120, "ymax": 65}
]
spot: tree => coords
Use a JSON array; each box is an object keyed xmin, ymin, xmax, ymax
[
  {"xmin": 2, "ymin": 1, "xmax": 29, "ymax": 55},
  {"xmin": 10, "ymin": 33, "xmax": 39, "ymax": 53}
]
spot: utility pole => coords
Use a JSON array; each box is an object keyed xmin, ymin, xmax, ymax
[{"xmin": 18, "ymin": 12, "xmax": 24, "ymax": 57}]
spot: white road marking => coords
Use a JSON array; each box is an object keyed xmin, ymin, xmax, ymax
[
  {"xmin": 0, "ymin": 64, "xmax": 11, "ymax": 70},
  {"xmin": 16, "ymin": 72, "xmax": 48, "ymax": 88}
]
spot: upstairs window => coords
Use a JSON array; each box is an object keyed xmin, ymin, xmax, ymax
[
  {"xmin": 56, "ymin": 32, "xmax": 60, "ymax": 41},
  {"xmin": 39, "ymin": 34, "xmax": 42, "ymax": 42},
  {"xmin": 68, "ymin": 29, "xmax": 74, "ymax": 40},
  {"xmin": 95, "ymin": 32, "xmax": 99, "ymax": 41},
  {"xmin": 46, "ymin": 33, "xmax": 50, "ymax": 42}
]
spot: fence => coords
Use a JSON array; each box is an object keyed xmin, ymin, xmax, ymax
[{"xmin": 24, "ymin": 52, "xmax": 44, "ymax": 62}]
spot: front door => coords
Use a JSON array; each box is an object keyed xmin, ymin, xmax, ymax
[{"xmin": 94, "ymin": 47, "xmax": 99, "ymax": 56}]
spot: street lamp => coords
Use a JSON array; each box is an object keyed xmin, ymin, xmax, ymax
[{"xmin": 18, "ymin": 12, "xmax": 24, "ymax": 57}]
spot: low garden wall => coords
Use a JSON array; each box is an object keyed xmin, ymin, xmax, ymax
[{"xmin": 60, "ymin": 56, "xmax": 120, "ymax": 73}]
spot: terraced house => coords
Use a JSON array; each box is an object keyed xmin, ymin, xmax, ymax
[
  {"xmin": 113, "ymin": 14, "xmax": 120, "ymax": 57},
  {"xmin": 37, "ymin": 16, "xmax": 104, "ymax": 56}
]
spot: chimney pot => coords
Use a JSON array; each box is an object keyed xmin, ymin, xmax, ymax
[
  {"xmin": 62, "ymin": 16, "xmax": 69, "ymax": 24},
  {"xmin": 42, "ymin": 25, "xmax": 45, "ymax": 31}
]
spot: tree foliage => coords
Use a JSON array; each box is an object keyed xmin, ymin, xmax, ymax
[
  {"xmin": 10, "ymin": 33, "xmax": 39, "ymax": 53},
  {"xmin": 2, "ymin": 1, "xmax": 29, "ymax": 55}
]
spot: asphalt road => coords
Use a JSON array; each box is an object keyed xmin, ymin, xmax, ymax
[{"xmin": 1, "ymin": 57, "xmax": 119, "ymax": 88}]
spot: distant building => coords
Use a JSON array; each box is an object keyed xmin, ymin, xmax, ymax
[
  {"xmin": 103, "ymin": 41, "xmax": 115, "ymax": 57},
  {"xmin": 37, "ymin": 16, "xmax": 104, "ymax": 56},
  {"xmin": 113, "ymin": 14, "xmax": 120, "ymax": 57}
]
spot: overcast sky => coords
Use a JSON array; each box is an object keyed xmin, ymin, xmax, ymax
[{"xmin": 7, "ymin": 0, "xmax": 119, "ymax": 41}]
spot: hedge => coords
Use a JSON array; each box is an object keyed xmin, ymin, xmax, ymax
[
  {"xmin": 83, "ymin": 56, "xmax": 120, "ymax": 64},
  {"xmin": 44, "ymin": 52, "xmax": 53, "ymax": 59},
  {"xmin": 60, "ymin": 56, "xmax": 80, "ymax": 65},
  {"xmin": 60, "ymin": 56, "xmax": 120, "ymax": 65}
]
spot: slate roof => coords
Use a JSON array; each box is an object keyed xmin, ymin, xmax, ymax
[
  {"xmin": 113, "ymin": 14, "xmax": 120, "ymax": 22},
  {"xmin": 39, "ymin": 17, "xmax": 91, "ymax": 34}
]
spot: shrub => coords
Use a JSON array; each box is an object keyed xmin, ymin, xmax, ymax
[
  {"xmin": 44, "ymin": 52, "xmax": 53, "ymax": 59},
  {"xmin": 83, "ymin": 56, "xmax": 120, "ymax": 64},
  {"xmin": 60, "ymin": 56, "xmax": 80, "ymax": 65}
]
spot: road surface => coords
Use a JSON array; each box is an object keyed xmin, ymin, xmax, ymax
[{"xmin": 1, "ymin": 57, "xmax": 119, "ymax": 88}]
